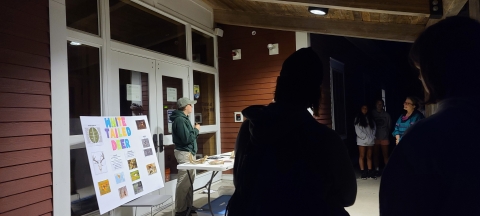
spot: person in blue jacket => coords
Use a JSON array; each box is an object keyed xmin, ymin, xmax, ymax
[{"xmin": 391, "ymin": 96, "xmax": 424, "ymax": 144}]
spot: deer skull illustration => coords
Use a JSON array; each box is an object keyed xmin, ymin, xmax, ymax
[{"xmin": 93, "ymin": 153, "xmax": 105, "ymax": 172}]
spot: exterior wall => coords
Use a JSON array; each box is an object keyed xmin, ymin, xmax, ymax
[
  {"xmin": 0, "ymin": 0, "xmax": 53, "ymax": 215},
  {"xmin": 218, "ymin": 26, "xmax": 296, "ymax": 158},
  {"xmin": 218, "ymin": 27, "xmax": 334, "ymax": 163}
]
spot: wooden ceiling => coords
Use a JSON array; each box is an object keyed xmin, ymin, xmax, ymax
[{"xmin": 202, "ymin": 0, "xmax": 468, "ymax": 42}]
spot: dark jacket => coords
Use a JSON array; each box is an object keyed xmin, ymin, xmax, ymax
[
  {"xmin": 170, "ymin": 110, "xmax": 198, "ymax": 155},
  {"xmin": 372, "ymin": 109, "xmax": 392, "ymax": 140},
  {"xmin": 380, "ymin": 98, "xmax": 480, "ymax": 216},
  {"xmin": 228, "ymin": 103, "xmax": 357, "ymax": 216}
]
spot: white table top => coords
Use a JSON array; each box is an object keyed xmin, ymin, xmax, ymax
[
  {"xmin": 121, "ymin": 194, "xmax": 172, "ymax": 207},
  {"xmin": 176, "ymin": 152, "xmax": 235, "ymax": 171}
]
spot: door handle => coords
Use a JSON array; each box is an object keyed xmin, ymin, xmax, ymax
[
  {"xmin": 159, "ymin": 133, "xmax": 164, "ymax": 153},
  {"xmin": 152, "ymin": 133, "xmax": 164, "ymax": 153},
  {"xmin": 153, "ymin": 134, "xmax": 158, "ymax": 152}
]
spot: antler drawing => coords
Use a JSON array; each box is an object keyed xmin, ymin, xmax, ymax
[{"xmin": 93, "ymin": 153, "xmax": 105, "ymax": 172}]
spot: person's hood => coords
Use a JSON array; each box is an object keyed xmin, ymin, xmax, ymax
[
  {"xmin": 169, "ymin": 110, "xmax": 187, "ymax": 122},
  {"xmin": 275, "ymin": 48, "xmax": 323, "ymax": 107},
  {"xmin": 241, "ymin": 103, "xmax": 313, "ymax": 146}
]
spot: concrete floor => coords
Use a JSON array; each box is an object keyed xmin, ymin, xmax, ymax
[
  {"xmin": 345, "ymin": 177, "xmax": 380, "ymax": 216},
  {"xmin": 156, "ymin": 177, "xmax": 380, "ymax": 216}
]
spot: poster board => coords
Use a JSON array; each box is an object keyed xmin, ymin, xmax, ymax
[{"xmin": 80, "ymin": 116, "xmax": 164, "ymax": 214}]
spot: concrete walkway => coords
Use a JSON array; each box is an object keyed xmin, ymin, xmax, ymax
[{"xmin": 156, "ymin": 178, "xmax": 380, "ymax": 216}]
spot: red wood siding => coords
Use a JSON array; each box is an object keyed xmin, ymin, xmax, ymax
[
  {"xmin": 218, "ymin": 26, "xmax": 333, "ymax": 175},
  {"xmin": 218, "ymin": 26, "xmax": 293, "ymax": 175},
  {"xmin": 0, "ymin": 0, "xmax": 52, "ymax": 215}
]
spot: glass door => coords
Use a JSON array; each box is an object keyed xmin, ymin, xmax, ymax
[
  {"xmin": 155, "ymin": 61, "xmax": 190, "ymax": 197},
  {"xmin": 109, "ymin": 51, "xmax": 161, "ymax": 204}
]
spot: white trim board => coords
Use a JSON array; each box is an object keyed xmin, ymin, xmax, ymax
[{"xmin": 49, "ymin": 0, "xmax": 70, "ymax": 215}]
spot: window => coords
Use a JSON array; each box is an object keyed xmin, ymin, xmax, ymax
[
  {"xmin": 193, "ymin": 71, "xmax": 216, "ymax": 125},
  {"xmin": 118, "ymin": 69, "xmax": 150, "ymax": 122},
  {"xmin": 192, "ymin": 29, "xmax": 214, "ymax": 66},
  {"xmin": 66, "ymin": 0, "xmax": 100, "ymax": 35},
  {"xmin": 196, "ymin": 132, "xmax": 217, "ymax": 175},
  {"xmin": 67, "ymin": 41, "xmax": 101, "ymax": 135},
  {"xmin": 109, "ymin": 0, "xmax": 187, "ymax": 59},
  {"xmin": 382, "ymin": 89, "xmax": 386, "ymax": 111},
  {"xmin": 330, "ymin": 58, "xmax": 347, "ymax": 139},
  {"xmin": 71, "ymin": 148, "xmax": 99, "ymax": 215}
]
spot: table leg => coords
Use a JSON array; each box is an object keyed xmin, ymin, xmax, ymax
[
  {"xmin": 186, "ymin": 170, "xmax": 193, "ymax": 216},
  {"xmin": 207, "ymin": 171, "xmax": 218, "ymax": 216},
  {"xmin": 194, "ymin": 171, "xmax": 219, "ymax": 193}
]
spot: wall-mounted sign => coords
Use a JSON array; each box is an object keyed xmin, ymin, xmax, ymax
[
  {"xmin": 126, "ymin": 84, "xmax": 142, "ymax": 101},
  {"xmin": 193, "ymin": 85, "xmax": 200, "ymax": 99},
  {"xmin": 166, "ymin": 87, "xmax": 177, "ymax": 102},
  {"xmin": 167, "ymin": 109, "xmax": 175, "ymax": 133}
]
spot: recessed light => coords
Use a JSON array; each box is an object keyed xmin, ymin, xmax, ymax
[
  {"xmin": 70, "ymin": 41, "xmax": 82, "ymax": 46},
  {"xmin": 309, "ymin": 7, "xmax": 328, "ymax": 15}
]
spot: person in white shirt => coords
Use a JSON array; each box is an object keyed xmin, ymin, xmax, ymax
[{"xmin": 355, "ymin": 105, "xmax": 376, "ymax": 179}]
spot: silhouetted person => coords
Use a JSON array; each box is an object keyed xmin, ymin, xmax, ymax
[
  {"xmin": 226, "ymin": 48, "xmax": 357, "ymax": 216},
  {"xmin": 380, "ymin": 16, "xmax": 480, "ymax": 216},
  {"xmin": 372, "ymin": 99, "xmax": 391, "ymax": 176}
]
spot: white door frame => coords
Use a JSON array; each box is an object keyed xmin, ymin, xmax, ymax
[{"xmin": 155, "ymin": 60, "xmax": 190, "ymax": 198}]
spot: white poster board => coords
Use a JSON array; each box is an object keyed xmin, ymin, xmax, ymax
[{"xmin": 80, "ymin": 116, "xmax": 164, "ymax": 214}]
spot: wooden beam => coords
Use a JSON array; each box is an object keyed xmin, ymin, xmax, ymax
[
  {"xmin": 470, "ymin": 0, "xmax": 480, "ymax": 21},
  {"xmin": 214, "ymin": 10, "xmax": 424, "ymax": 42},
  {"xmin": 248, "ymin": 0, "xmax": 430, "ymax": 16},
  {"xmin": 426, "ymin": 0, "xmax": 468, "ymax": 27}
]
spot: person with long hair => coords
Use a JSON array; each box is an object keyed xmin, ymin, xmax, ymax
[
  {"xmin": 226, "ymin": 48, "xmax": 357, "ymax": 216},
  {"xmin": 355, "ymin": 105, "xmax": 376, "ymax": 180},
  {"xmin": 372, "ymin": 99, "xmax": 391, "ymax": 176},
  {"xmin": 380, "ymin": 16, "xmax": 480, "ymax": 215},
  {"xmin": 391, "ymin": 96, "xmax": 424, "ymax": 145}
]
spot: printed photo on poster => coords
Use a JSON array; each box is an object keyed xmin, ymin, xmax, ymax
[
  {"xmin": 115, "ymin": 172, "xmax": 125, "ymax": 184},
  {"xmin": 141, "ymin": 138, "xmax": 150, "ymax": 148},
  {"xmin": 111, "ymin": 154, "xmax": 124, "ymax": 171},
  {"xmin": 118, "ymin": 186, "xmax": 128, "ymax": 199},
  {"xmin": 91, "ymin": 152, "xmax": 108, "ymax": 175},
  {"xmin": 136, "ymin": 120, "xmax": 147, "ymax": 130},
  {"xmin": 130, "ymin": 170, "xmax": 140, "ymax": 181},
  {"xmin": 146, "ymin": 163, "xmax": 157, "ymax": 175},
  {"xmin": 144, "ymin": 148, "xmax": 153, "ymax": 157},
  {"xmin": 128, "ymin": 158, "xmax": 138, "ymax": 170},
  {"xmin": 85, "ymin": 127, "xmax": 103, "ymax": 144},
  {"xmin": 98, "ymin": 180, "xmax": 111, "ymax": 195},
  {"xmin": 133, "ymin": 181, "xmax": 143, "ymax": 194}
]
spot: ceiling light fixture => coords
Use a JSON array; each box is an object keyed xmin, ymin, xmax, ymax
[
  {"xmin": 70, "ymin": 41, "xmax": 82, "ymax": 46},
  {"xmin": 308, "ymin": 7, "xmax": 328, "ymax": 15}
]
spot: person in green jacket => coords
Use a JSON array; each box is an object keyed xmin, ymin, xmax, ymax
[{"xmin": 170, "ymin": 97, "xmax": 200, "ymax": 216}]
